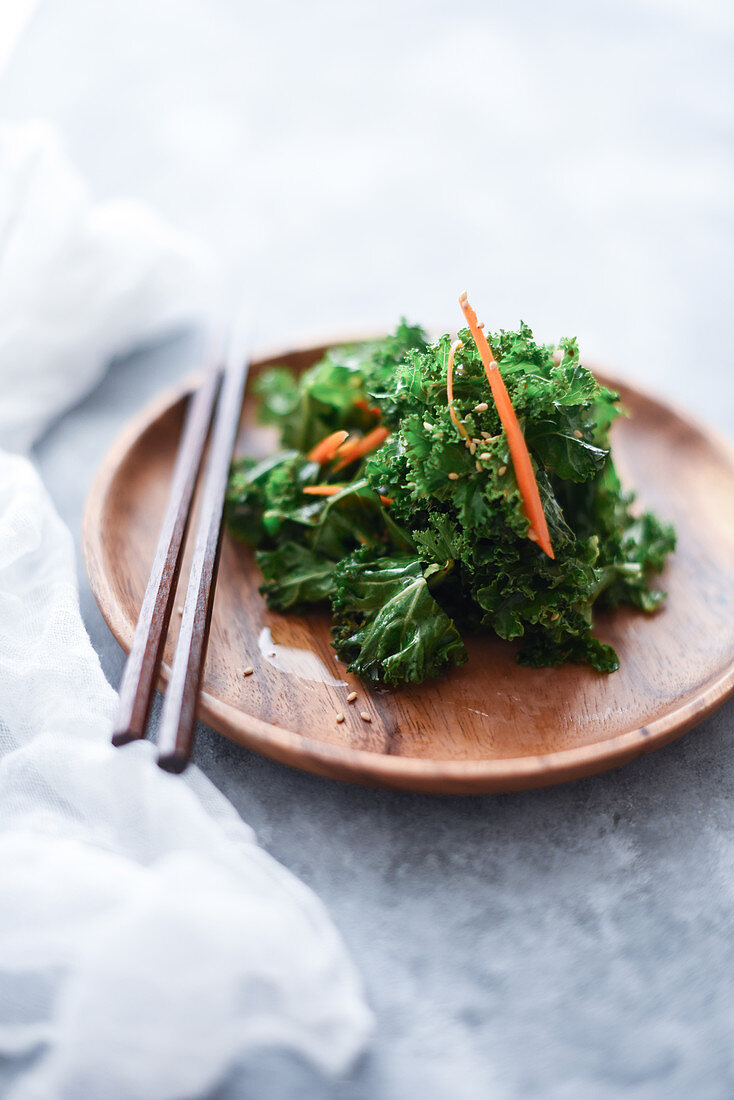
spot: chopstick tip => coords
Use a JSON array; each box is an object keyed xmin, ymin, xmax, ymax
[
  {"xmin": 111, "ymin": 728, "xmax": 143, "ymax": 748},
  {"xmin": 156, "ymin": 749, "xmax": 190, "ymax": 774}
]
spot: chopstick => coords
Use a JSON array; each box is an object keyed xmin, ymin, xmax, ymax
[
  {"xmin": 111, "ymin": 355, "xmax": 223, "ymax": 746},
  {"xmin": 156, "ymin": 331, "xmax": 250, "ymax": 773}
]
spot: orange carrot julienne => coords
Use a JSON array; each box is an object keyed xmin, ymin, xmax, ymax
[
  {"xmin": 333, "ymin": 426, "xmax": 391, "ymax": 471},
  {"xmin": 354, "ymin": 397, "xmax": 381, "ymax": 416},
  {"xmin": 459, "ymin": 292, "xmax": 554, "ymax": 559},
  {"xmin": 307, "ymin": 430, "xmax": 349, "ymax": 464},
  {"xmin": 303, "ymin": 484, "xmax": 393, "ymax": 506},
  {"xmin": 446, "ymin": 338, "xmax": 471, "ymax": 443},
  {"xmin": 302, "ymin": 484, "xmax": 345, "ymax": 496},
  {"xmin": 335, "ymin": 425, "xmax": 389, "ymax": 459}
]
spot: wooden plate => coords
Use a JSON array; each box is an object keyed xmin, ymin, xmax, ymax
[{"xmin": 83, "ymin": 339, "xmax": 734, "ymax": 793}]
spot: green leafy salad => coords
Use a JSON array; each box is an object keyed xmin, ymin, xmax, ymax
[{"xmin": 225, "ymin": 317, "xmax": 675, "ymax": 687}]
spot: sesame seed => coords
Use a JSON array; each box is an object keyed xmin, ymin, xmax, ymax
[
  {"xmin": 243, "ymin": 666, "xmax": 254, "ymax": 676},
  {"xmin": 448, "ymin": 471, "xmax": 459, "ymax": 480},
  {"xmin": 360, "ymin": 712, "xmax": 372, "ymax": 723},
  {"xmin": 474, "ymin": 402, "xmax": 489, "ymax": 412},
  {"xmin": 498, "ymin": 465, "xmax": 507, "ymax": 476},
  {"xmin": 573, "ymin": 429, "xmax": 583, "ymax": 439},
  {"xmin": 550, "ymin": 612, "xmax": 560, "ymax": 621},
  {"xmin": 423, "ymin": 421, "xmax": 433, "ymax": 432},
  {"xmin": 475, "ymin": 460, "xmax": 483, "ymax": 472},
  {"xmin": 479, "ymin": 452, "xmax": 491, "ymax": 461},
  {"xmin": 468, "ymin": 441, "xmax": 477, "ymax": 455},
  {"xmin": 347, "ymin": 691, "xmax": 358, "ymax": 703},
  {"xmin": 336, "ymin": 712, "xmax": 345, "ymax": 723},
  {"xmin": 528, "ymin": 530, "xmax": 538, "ymax": 542}
]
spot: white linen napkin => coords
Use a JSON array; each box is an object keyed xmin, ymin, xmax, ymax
[
  {"xmin": 0, "ymin": 120, "xmax": 217, "ymax": 453},
  {"xmin": 0, "ymin": 121, "xmax": 372, "ymax": 1099}
]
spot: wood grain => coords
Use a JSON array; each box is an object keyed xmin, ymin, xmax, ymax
[{"xmin": 82, "ymin": 339, "xmax": 734, "ymax": 793}]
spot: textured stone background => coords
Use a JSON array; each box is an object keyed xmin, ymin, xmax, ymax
[{"xmin": 4, "ymin": 1, "xmax": 734, "ymax": 1096}]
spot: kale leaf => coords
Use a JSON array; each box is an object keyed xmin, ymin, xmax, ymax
[
  {"xmin": 330, "ymin": 551, "xmax": 467, "ymax": 686},
  {"xmin": 255, "ymin": 321, "xmax": 428, "ymax": 452}
]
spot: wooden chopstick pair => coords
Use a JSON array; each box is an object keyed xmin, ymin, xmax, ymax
[{"xmin": 112, "ymin": 330, "xmax": 249, "ymax": 772}]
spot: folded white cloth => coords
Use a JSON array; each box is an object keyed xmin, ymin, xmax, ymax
[
  {"xmin": 0, "ymin": 120, "xmax": 216, "ymax": 452},
  {"xmin": 0, "ymin": 121, "xmax": 371, "ymax": 1099}
]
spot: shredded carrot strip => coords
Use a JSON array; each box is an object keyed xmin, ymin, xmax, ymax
[
  {"xmin": 333, "ymin": 426, "xmax": 391, "ymax": 471},
  {"xmin": 459, "ymin": 292, "xmax": 554, "ymax": 560},
  {"xmin": 302, "ymin": 484, "xmax": 346, "ymax": 496},
  {"xmin": 307, "ymin": 430, "xmax": 349, "ymax": 464},
  {"xmin": 302, "ymin": 484, "xmax": 392, "ymax": 506},
  {"xmin": 446, "ymin": 339, "xmax": 471, "ymax": 443},
  {"xmin": 354, "ymin": 398, "xmax": 381, "ymax": 416}
]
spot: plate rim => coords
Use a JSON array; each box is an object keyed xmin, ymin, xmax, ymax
[{"xmin": 82, "ymin": 338, "xmax": 734, "ymax": 793}]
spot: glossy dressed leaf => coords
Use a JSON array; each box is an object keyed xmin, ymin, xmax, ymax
[{"xmin": 331, "ymin": 552, "xmax": 467, "ymax": 686}]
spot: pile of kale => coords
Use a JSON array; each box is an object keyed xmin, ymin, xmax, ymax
[{"xmin": 225, "ymin": 322, "xmax": 675, "ymax": 686}]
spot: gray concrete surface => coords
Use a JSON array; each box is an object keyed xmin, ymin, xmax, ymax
[{"xmin": 6, "ymin": 0, "xmax": 734, "ymax": 1095}]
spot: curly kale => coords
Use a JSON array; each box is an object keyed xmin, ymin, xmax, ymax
[{"xmin": 225, "ymin": 321, "xmax": 675, "ymax": 685}]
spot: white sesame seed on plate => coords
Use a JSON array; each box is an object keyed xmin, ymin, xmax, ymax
[
  {"xmin": 474, "ymin": 402, "xmax": 489, "ymax": 412},
  {"xmin": 448, "ymin": 472, "xmax": 459, "ymax": 480},
  {"xmin": 423, "ymin": 421, "xmax": 433, "ymax": 432},
  {"xmin": 479, "ymin": 452, "xmax": 491, "ymax": 461},
  {"xmin": 573, "ymin": 429, "xmax": 583, "ymax": 438},
  {"xmin": 243, "ymin": 666, "xmax": 254, "ymax": 676},
  {"xmin": 360, "ymin": 712, "xmax": 372, "ymax": 723},
  {"xmin": 498, "ymin": 465, "xmax": 507, "ymax": 476},
  {"xmin": 475, "ymin": 460, "xmax": 483, "ymax": 472},
  {"xmin": 336, "ymin": 712, "xmax": 345, "ymax": 723},
  {"xmin": 347, "ymin": 691, "xmax": 358, "ymax": 703}
]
